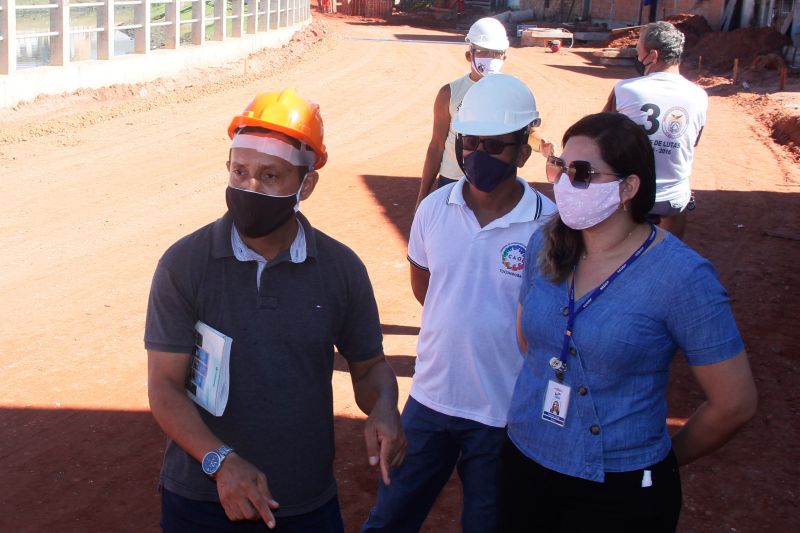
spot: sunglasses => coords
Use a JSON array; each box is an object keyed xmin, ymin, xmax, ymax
[
  {"xmin": 470, "ymin": 47, "xmax": 506, "ymax": 59},
  {"xmin": 460, "ymin": 135, "xmax": 518, "ymax": 155},
  {"xmin": 545, "ymin": 155, "xmax": 625, "ymax": 189}
]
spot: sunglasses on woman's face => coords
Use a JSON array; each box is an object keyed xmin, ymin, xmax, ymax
[
  {"xmin": 545, "ymin": 155, "xmax": 625, "ymax": 189},
  {"xmin": 460, "ymin": 135, "xmax": 517, "ymax": 155}
]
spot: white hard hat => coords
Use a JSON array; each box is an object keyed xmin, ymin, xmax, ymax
[
  {"xmin": 466, "ymin": 17, "xmax": 510, "ymax": 52},
  {"xmin": 452, "ymin": 74, "xmax": 540, "ymax": 136}
]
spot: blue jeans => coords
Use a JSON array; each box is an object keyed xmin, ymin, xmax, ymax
[
  {"xmin": 361, "ymin": 396, "xmax": 506, "ymax": 533},
  {"xmin": 161, "ymin": 488, "xmax": 345, "ymax": 533}
]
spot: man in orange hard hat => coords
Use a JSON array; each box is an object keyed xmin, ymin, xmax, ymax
[{"xmin": 146, "ymin": 88, "xmax": 406, "ymax": 532}]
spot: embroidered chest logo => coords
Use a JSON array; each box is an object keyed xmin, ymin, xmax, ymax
[
  {"xmin": 661, "ymin": 106, "xmax": 689, "ymax": 139},
  {"xmin": 500, "ymin": 242, "xmax": 526, "ymax": 278}
]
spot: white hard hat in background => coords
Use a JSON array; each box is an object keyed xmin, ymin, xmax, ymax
[
  {"xmin": 452, "ymin": 74, "xmax": 540, "ymax": 136},
  {"xmin": 466, "ymin": 17, "xmax": 510, "ymax": 52}
]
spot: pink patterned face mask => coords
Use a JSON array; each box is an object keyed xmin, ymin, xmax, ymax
[{"xmin": 553, "ymin": 173, "xmax": 622, "ymax": 230}]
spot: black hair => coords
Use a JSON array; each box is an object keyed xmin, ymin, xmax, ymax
[{"xmin": 561, "ymin": 113, "xmax": 655, "ymax": 219}]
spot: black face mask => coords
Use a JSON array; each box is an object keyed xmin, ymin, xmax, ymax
[
  {"xmin": 225, "ymin": 185, "xmax": 300, "ymax": 238},
  {"xmin": 456, "ymin": 135, "xmax": 520, "ymax": 193},
  {"xmin": 634, "ymin": 57, "xmax": 647, "ymax": 76},
  {"xmin": 462, "ymin": 150, "xmax": 517, "ymax": 192}
]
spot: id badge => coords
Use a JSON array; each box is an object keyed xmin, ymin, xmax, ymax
[{"xmin": 541, "ymin": 379, "xmax": 571, "ymax": 427}]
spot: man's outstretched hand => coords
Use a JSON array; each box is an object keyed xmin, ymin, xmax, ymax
[
  {"xmin": 364, "ymin": 402, "xmax": 407, "ymax": 486},
  {"xmin": 216, "ymin": 453, "xmax": 281, "ymax": 528}
]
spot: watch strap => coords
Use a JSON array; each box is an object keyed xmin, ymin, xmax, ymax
[
  {"xmin": 202, "ymin": 444, "xmax": 235, "ymax": 477},
  {"xmin": 217, "ymin": 445, "xmax": 234, "ymax": 459}
]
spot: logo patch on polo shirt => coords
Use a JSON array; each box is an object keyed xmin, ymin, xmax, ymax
[{"xmin": 500, "ymin": 242, "xmax": 526, "ymax": 278}]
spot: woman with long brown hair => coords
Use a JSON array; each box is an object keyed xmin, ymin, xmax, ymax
[{"xmin": 498, "ymin": 112, "xmax": 757, "ymax": 531}]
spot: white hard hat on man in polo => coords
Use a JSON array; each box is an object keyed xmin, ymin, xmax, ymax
[
  {"xmin": 452, "ymin": 73, "xmax": 540, "ymax": 136},
  {"xmin": 452, "ymin": 74, "xmax": 541, "ymax": 193}
]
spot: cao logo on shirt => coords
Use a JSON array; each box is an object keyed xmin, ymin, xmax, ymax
[
  {"xmin": 501, "ymin": 243, "xmax": 526, "ymax": 277},
  {"xmin": 662, "ymin": 106, "xmax": 689, "ymax": 139}
]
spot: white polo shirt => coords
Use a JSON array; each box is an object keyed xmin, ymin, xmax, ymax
[{"xmin": 407, "ymin": 177, "xmax": 556, "ymax": 427}]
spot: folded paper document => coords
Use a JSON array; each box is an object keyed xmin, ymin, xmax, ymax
[{"xmin": 186, "ymin": 321, "xmax": 231, "ymax": 417}]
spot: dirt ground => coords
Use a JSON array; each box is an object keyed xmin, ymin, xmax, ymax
[{"xmin": 1, "ymin": 9, "xmax": 799, "ymax": 533}]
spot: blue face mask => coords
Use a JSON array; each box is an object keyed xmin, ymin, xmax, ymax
[{"xmin": 463, "ymin": 150, "xmax": 517, "ymax": 192}]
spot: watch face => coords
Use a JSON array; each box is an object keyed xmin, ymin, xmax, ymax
[{"xmin": 202, "ymin": 452, "xmax": 221, "ymax": 475}]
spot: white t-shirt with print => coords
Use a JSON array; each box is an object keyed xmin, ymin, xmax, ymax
[
  {"xmin": 614, "ymin": 72, "xmax": 708, "ymax": 205},
  {"xmin": 407, "ymin": 177, "xmax": 556, "ymax": 427}
]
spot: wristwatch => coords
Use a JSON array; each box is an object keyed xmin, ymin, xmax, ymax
[{"xmin": 201, "ymin": 445, "xmax": 234, "ymax": 477}]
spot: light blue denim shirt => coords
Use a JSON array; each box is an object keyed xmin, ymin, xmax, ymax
[{"xmin": 507, "ymin": 229, "xmax": 744, "ymax": 482}]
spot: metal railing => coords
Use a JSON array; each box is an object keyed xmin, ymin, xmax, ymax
[{"xmin": 1, "ymin": 0, "xmax": 310, "ymax": 74}]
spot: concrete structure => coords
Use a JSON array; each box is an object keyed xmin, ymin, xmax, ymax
[
  {"xmin": 0, "ymin": 0, "xmax": 311, "ymax": 108},
  {"xmin": 515, "ymin": 0, "xmax": 798, "ymax": 32}
]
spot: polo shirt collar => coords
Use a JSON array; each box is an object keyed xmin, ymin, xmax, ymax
[
  {"xmin": 211, "ymin": 211, "xmax": 318, "ymax": 260},
  {"xmin": 447, "ymin": 176, "xmax": 541, "ymax": 229},
  {"xmin": 231, "ymin": 221, "xmax": 307, "ymax": 265}
]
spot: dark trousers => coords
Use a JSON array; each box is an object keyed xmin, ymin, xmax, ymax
[
  {"xmin": 362, "ymin": 397, "xmax": 506, "ymax": 533},
  {"xmin": 435, "ymin": 175, "xmax": 457, "ymax": 189},
  {"xmin": 497, "ymin": 437, "xmax": 682, "ymax": 532},
  {"xmin": 161, "ymin": 488, "xmax": 345, "ymax": 533}
]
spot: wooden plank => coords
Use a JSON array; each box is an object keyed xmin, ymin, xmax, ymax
[
  {"xmin": 595, "ymin": 57, "xmax": 635, "ymax": 66},
  {"xmin": 610, "ymin": 25, "xmax": 643, "ymax": 34},
  {"xmin": 520, "ymin": 32, "xmax": 574, "ymax": 48},
  {"xmin": 574, "ymin": 31, "xmax": 611, "ymax": 42},
  {"xmin": 593, "ymin": 48, "xmax": 638, "ymax": 58},
  {"xmin": 521, "ymin": 28, "xmax": 574, "ymax": 39}
]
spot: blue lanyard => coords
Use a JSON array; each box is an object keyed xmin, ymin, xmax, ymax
[{"xmin": 552, "ymin": 225, "xmax": 657, "ymax": 381}]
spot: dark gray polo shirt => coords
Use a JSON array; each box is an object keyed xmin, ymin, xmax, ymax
[{"xmin": 144, "ymin": 212, "xmax": 383, "ymax": 517}]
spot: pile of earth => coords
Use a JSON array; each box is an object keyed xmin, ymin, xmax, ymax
[
  {"xmin": 741, "ymin": 93, "xmax": 800, "ymax": 161},
  {"xmin": 684, "ymin": 26, "xmax": 791, "ymax": 73},
  {"xmin": 604, "ymin": 13, "xmax": 712, "ymax": 49},
  {"xmin": 603, "ymin": 13, "xmax": 790, "ymax": 76},
  {"xmin": 773, "ymin": 114, "xmax": 800, "ymax": 158}
]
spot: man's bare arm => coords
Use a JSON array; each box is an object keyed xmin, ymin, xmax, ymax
[
  {"xmin": 417, "ymin": 84, "xmax": 453, "ymax": 208},
  {"xmin": 148, "ymin": 350, "xmax": 279, "ymax": 527},
  {"xmin": 602, "ymin": 89, "xmax": 617, "ymax": 113},
  {"xmin": 349, "ymin": 354, "xmax": 407, "ymax": 485},
  {"xmin": 409, "ymin": 262, "xmax": 430, "ymax": 306}
]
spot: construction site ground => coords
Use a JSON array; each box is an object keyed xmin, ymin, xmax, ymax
[{"xmin": 1, "ymin": 9, "xmax": 798, "ymax": 533}]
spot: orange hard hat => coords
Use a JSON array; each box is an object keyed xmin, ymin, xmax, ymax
[{"xmin": 228, "ymin": 88, "xmax": 328, "ymax": 169}]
